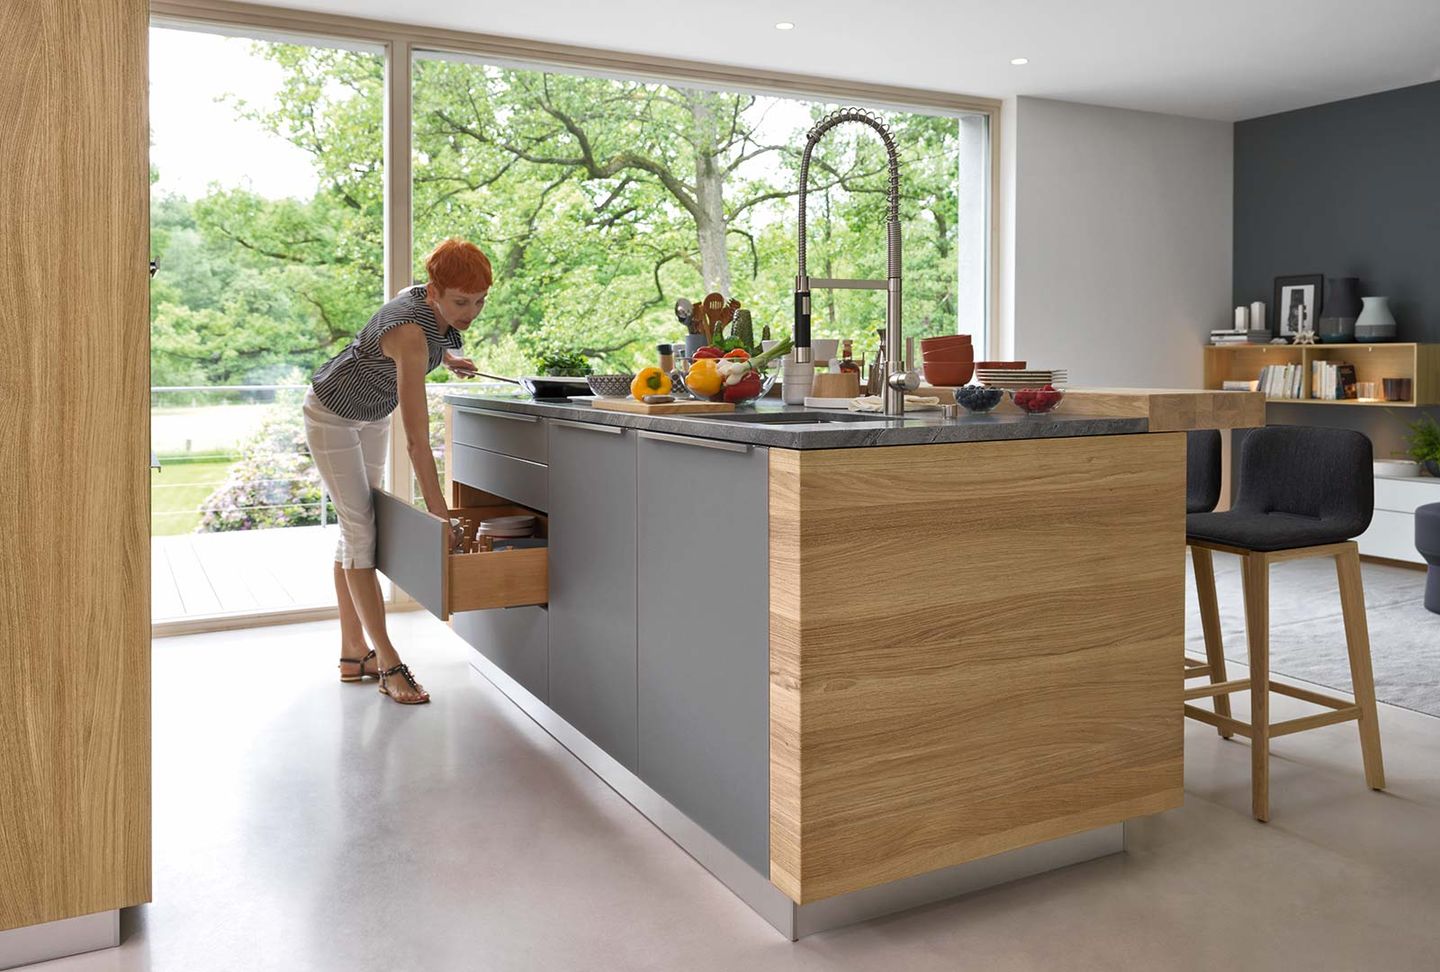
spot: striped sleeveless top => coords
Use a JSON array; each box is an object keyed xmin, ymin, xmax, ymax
[{"xmin": 311, "ymin": 285, "xmax": 462, "ymax": 422}]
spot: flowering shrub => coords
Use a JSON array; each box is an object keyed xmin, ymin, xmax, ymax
[{"xmin": 198, "ymin": 405, "xmax": 334, "ymax": 532}]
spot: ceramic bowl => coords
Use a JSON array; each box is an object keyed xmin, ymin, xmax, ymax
[
  {"xmin": 922, "ymin": 360, "xmax": 975, "ymax": 387},
  {"xmin": 922, "ymin": 346, "xmax": 976, "ymax": 363},
  {"xmin": 585, "ymin": 374, "xmax": 635, "ymax": 398},
  {"xmin": 1373, "ymin": 459, "xmax": 1420, "ymax": 478},
  {"xmin": 920, "ymin": 334, "xmax": 972, "ymax": 353},
  {"xmin": 1009, "ymin": 386, "xmax": 1065, "ymax": 414}
]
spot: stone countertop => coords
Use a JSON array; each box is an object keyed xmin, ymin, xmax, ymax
[{"xmin": 443, "ymin": 392, "xmax": 1150, "ymax": 449}]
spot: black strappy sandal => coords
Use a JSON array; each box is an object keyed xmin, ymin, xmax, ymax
[
  {"xmin": 378, "ymin": 662, "xmax": 430, "ymax": 705},
  {"xmin": 338, "ymin": 649, "xmax": 378, "ymax": 683}
]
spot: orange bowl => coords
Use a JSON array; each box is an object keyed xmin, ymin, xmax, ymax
[
  {"xmin": 923, "ymin": 346, "xmax": 975, "ymax": 363},
  {"xmin": 920, "ymin": 334, "xmax": 971, "ymax": 353},
  {"xmin": 922, "ymin": 360, "xmax": 975, "ymax": 386}
]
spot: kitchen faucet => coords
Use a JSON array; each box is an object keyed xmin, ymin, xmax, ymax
[{"xmin": 794, "ymin": 108, "xmax": 916, "ymax": 415}]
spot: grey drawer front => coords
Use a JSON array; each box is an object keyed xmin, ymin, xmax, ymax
[
  {"xmin": 452, "ymin": 406, "xmax": 547, "ymax": 463},
  {"xmin": 451, "ymin": 442, "xmax": 548, "ymax": 512},
  {"xmin": 636, "ymin": 434, "xmax": 770, "ymax": 872},
  {"xmin": 453, "ymin": 605, "xmax": 548, "ymax": 702},
  {"xmin": 373, "ymin": 487, "xmax": 446, "ymax": 619}
]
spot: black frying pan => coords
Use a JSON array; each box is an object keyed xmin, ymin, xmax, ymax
[{"xmin": 470, "ymin": 371, "xmax": 590, "ymax": 399}]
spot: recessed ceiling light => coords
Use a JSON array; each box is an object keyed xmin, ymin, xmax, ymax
[
  {"xmin": 1010, "ymin": 57, "xmax": 1029, "ymax": 65},
  {"xmin": 775, "ymin": 21, "xmax": 795, "ymax": 30}
]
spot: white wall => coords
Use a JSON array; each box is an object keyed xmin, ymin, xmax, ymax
[{"xmin": 1007, "ymin": 97, "xmax": 1232, "ymax": 387}]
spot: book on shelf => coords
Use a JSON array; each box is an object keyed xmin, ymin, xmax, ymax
[
  {"xmin": 1308, "ymin": 360, "xmax": 1359, "ymax": 400},
  {"xmin": 1257, "ymin": 363, "xmax": 1303, "ymax": 399},
  {"xmin": 1209, "ymin": 335, "xmax": 1254, "ymax": 345},
  {"xmin": 1222, "ymin": 379, "xmax": 1259, "ymax": 391}
]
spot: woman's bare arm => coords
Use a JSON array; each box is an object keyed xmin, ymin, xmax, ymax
[{"xmin": 380, "ymin": 323, "xmax": 449, "ymax": 519}]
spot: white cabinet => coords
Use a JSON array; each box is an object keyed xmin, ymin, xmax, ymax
[{"xmin": 1357, "ymin": 475, "xmax": 1440, "ymax": 564}]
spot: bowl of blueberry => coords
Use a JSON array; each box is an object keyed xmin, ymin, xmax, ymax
[
  {"xmin": 1009, "ymin": 385, "xmax": 1065, "ymax": 414},
  {"xmin": 954, "ymin": 384, "xmax": 1005, "ymax": 414}
]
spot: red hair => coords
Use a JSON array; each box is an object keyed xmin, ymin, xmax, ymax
[{"xmin": 425, "ymin": 238, "xmax": 493, "ymax": 294}]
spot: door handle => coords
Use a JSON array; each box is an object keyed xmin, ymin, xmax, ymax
[
  {"xmin": 552, "ymin": 418, "xmax": 624, "ymax": 435},
  {"xmin": 637, "ymin": 430, "xmax": 750, "ymax": 454}
]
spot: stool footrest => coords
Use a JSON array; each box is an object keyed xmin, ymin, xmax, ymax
[
  {"xmin": 1271, "ymin": 706, "xmax": 1361, "ymax": 737},
  {"xmin": 1270, "ymin": 681, "xmax": 1354, "ymax": 710},
  {"xmin": 1184, "ymin": 678, "xmax": 1251, "ymax": 700},
  {"xmin": 1183, "ymin": 704, "xmax": 1252, "ymax": 738}
]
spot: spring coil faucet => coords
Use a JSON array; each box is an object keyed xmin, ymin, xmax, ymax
[{"xmin": 794, "ymin": 108, "xmax": 913, "ymax": 415}]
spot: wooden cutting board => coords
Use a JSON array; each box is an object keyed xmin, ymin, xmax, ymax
[{"xmin": 590, "ymin": 397, "xmax": 736, "ymax": 415}]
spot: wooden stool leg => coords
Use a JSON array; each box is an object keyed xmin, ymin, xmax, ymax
[
  {"xmin": 1242, "ymin": 551, "xmax": 1271, "ymax": 822},
  {"xmin": 1335, "ymin": 544, "xmax": 1386, "ymax": 790},
  {"xmin": 1190, "ymin": 545, "xmax": 1233, "ymax": 738}
]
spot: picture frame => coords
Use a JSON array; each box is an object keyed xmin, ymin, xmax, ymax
[{"xmin": 1273, "ymin": 274, "xmax": 1324, "ymax": 340}]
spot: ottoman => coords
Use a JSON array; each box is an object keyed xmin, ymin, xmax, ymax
[{"xmin": 1418, "ymin": 502, "xmax": 1440, "ymax": 614}]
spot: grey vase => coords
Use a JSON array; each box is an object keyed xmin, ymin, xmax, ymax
[{"xmin": 1354, "ymin": 296, "xmax": 1398, "ymax": 342}]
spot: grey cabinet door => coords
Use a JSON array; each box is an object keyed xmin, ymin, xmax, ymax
[
  {"xmin": 453, "ymin": 605, "xmax": 549, "ymax": 703},
  {"xmin": 635, "ymin": 432, "xmax": 770, "ymax": 873},
  {"xmin": 547, "ymin": 421, "xmax": 639, "ymax": 770}
]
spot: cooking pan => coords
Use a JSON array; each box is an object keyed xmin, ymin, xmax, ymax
[{"xmin": 471, "ymin": 371, "xmax": 591, "ymax": 399}]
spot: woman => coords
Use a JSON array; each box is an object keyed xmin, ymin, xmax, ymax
[{"xmin": 304, "ymin": 238, "xmax": 489, "ymax": 704}]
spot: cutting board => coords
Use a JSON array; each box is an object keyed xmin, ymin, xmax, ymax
[{"xmin": 590, "ymin": 397, "xmax": 736, "ymax": 415}]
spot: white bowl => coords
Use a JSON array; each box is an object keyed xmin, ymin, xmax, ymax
[{"xmin": 1374, "ymin": 460, "xmax": 1420, "ymax": 478}]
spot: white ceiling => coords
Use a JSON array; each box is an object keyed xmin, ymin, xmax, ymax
[{"xmin": 256, "ymin": 0, "xmax": 1440, "ymax": 120}]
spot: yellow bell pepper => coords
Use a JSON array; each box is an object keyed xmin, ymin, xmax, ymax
[
  {"xmin": 631, "ymin": 367, "xmax": 672, "ymax": 401},
  {"xmin": 683, "ymin": 358, "xmax": 723, "ymax": 397}
]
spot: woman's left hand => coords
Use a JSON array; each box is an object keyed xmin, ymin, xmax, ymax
[{"xmin": 443, "ymin": 351, "xmax": 479, "ymax": 378}]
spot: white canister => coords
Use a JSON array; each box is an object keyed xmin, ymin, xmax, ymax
[
  {"xmin": 1249, "ymin": 301, "xmax": 1266, "ymax": 332},
  {"xmin": 1233, "ymin": 306, "xmax": 1249, "ymax": 331}
]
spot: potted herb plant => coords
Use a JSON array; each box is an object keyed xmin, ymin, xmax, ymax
[{"xmin": 1406, "ymin": 414, "xmax": 1440, "ymax": 477}]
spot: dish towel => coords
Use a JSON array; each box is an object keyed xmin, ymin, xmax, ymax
[{"xmin": 847, "ymin": 395, "xmax": 943, "ymax": 412}]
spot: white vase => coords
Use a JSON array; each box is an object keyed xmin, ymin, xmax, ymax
[{"xmin": 1354, "ymin": 296, "xmax": 1397, "ymax": 342}]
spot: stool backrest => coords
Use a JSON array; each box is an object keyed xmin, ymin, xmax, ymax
[
  {"xmin": 1234, "ymin": 426, "xmax": 1373, "ymax": 535},
  {"xmin": 1186, "ymin": 429, "xmax": 1222, "ymax": 514}
]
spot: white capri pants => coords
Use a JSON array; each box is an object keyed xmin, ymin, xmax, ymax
[{"xmin": 303, "ymin": 388, "xmax": 390, "ymax": 569}]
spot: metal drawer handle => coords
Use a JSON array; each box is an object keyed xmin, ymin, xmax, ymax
[
  {"xmin": 458, "ymin": 406, "xmax": 540, "ymax": 424},
  {"xmin": 552, "ymin": 418, "xmax": 624, "ymax": 435},
  {"xmin": 637, "ymin": 430, "xmax": 751, "ymax": 453}
]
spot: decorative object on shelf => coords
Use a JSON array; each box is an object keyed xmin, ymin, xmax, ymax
[
  {"xmin": 1354, "ymin": 296, "xmax": 1398, "ymax": 342},
  {"xmin": 1274, "ymin": 273, "xmax": 1324, "ymax": 340},
  {"xmin": 1233, "ymin": 306, "xmax": 1249, "ymax": 331},
  {"xmin": 1374, "ymin": 459, "xmax": 1421, "ymax": 478},
  {"xmin": 1405, "ymin": 414, "xmax": 1440, "ymax": 476},
  {"xmin": 1318, "ymin": 276, "xmax": 1361, "ymax": 343},
  {"xmin": 1250, "ymin": 300, "xmax": 1266, "ymax": 332},
  {"xmin": 1383, "ymin": 377, "xmax": 1413, "ymax": 402},
  {"xmin": 1293, "ymin": 326, "xmax": 1318, "ymax": 345}
]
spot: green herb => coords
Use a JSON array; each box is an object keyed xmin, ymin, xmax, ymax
[
  {"xmin": 534, "ymin": 349, "xmax": 594, "ymax": 377},
  {"xmin": 1405, "ymin": 414, "xmax": 1440, "ymax": 463}
]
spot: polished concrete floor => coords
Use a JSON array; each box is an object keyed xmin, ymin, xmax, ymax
[{"xmin": 32, "ymin": 611, "xmax": 1440, "ymax": 972}]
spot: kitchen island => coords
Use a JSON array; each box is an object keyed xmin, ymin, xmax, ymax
[{"xmin": 373, "ymin": 391, "xmax": 1262, "ymax": 938}]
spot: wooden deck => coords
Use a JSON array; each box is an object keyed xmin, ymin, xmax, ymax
[{"xmin": 151, "ymin": 525, "xmax": 338, "ymax": 621}]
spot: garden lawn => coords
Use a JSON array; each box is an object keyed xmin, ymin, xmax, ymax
[{"xmin": 151, "ymin": 458, "xmax": 234, "ymax": 536}]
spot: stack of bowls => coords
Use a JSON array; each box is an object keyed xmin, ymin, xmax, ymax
[{"xmin": 919, "ymin": 334, "xmax": 974, "ymax": 387}]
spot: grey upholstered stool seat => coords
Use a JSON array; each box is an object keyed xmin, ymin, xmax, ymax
[
  {"xmin": 1184, "ymin": 426, "xmax": 1385, "ymax": 822},
  {"xmin": 1186, "ymin": 425, "xmax": 1373, "ymax": 550},
  {"xmin": 1417, "ymin": 502, "xmax": 1440, "ymax": 614}
]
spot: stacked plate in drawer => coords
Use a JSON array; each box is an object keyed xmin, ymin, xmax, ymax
[{"xmin": 975, "ymin": 367, "xmax": 1068, "ymax": 389}]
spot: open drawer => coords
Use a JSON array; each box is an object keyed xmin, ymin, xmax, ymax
[{"xmin": 372, "ymin": 488, "xmax": 548, "ymax": 621}]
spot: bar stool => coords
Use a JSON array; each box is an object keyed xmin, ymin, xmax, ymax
[
  {"xmin": 1417, "ymin": 503, "xmax": 1440, "ymax": 614},
  {"xmin": 1183, "ymin": 430, "xmax": 1233, "ymax": 730},
  {"xmin": 1185, "ymin": 426, "xmax": 1385, "ymax": 821}
]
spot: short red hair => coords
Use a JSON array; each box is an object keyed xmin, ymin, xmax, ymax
[{"xmin": 425, "ymin": 238, "xmax": 493, "ymax": 294}]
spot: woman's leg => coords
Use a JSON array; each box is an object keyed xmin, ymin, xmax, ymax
[
  {"xmin": 305, "ymin": 398, "xmax": 425, "ymax": 700},
  {"xmin": 333, "ymin": 562, "xmax": 375, "ymax": 679}
]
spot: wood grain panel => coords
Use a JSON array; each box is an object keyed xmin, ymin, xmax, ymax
[
  {"xmin": 0, "ymin": 0, "xmax": 150, "ymax": 931},
  {"xmin": 1061, "ymin": 388, "xmax": 1266, "ymax": 431},
  {"xmin": 769, "ymin": 435, "xmax": 1185, "ymax": 903}
]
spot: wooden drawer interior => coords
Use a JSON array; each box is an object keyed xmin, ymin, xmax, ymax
[{"xmin": 446, "ymin": 503, "xmax": 549, "ymax": 615}]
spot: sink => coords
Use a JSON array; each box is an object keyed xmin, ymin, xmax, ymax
[{"xmin": 692, "ymin": 411, "xmax": 895, "ymax": 425}]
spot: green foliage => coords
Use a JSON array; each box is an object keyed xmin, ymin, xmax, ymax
[
  {"xmin": 534, "ymin": 348, "xmax": 595, "ymax": 377},
  {"xmin": 151, "ymin": 37, "xmax": 976, "ymax": 387},
  {"xmin": 1405, "ymin": 414, "xmax": 1440, "ymax": 462}
]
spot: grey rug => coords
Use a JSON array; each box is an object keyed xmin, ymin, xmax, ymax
[{"xmin": 1184, "ymin": 553, "xmax": 1440, "ymax": 717}]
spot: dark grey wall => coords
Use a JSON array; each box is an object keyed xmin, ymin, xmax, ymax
[{"xmin": 1234, "ymin": 80, "xmax": 1440, "ymax": 459}]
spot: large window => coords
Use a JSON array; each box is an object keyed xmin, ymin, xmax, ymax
[{"xmin": 409, "ymin": 53, "xmax": 990, "ymax": 377}]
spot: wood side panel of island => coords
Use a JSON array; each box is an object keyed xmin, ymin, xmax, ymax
[{"xmin": 768, "ymin": 433, "xmax": 1186, "ymax": 904}]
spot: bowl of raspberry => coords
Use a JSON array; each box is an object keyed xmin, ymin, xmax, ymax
[{"xmin": 1009, "ymin": 385, "xmax": 1064, "ymax": 414}]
